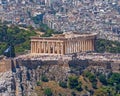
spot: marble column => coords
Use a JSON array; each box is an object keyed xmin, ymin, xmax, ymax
[
  {"xmin": 31, "ymin": 41, "xmax": 33, "ymax": 53},
  {"xmin": 90, "ymin": 40, "xmax": 92, "ymax": 51},
  {"xmin": 81, "ymin": 41, "xmax": 84, "ymax": 51},
  {"xmin": 53, "ymin": 42, "xmax": 55, "ymax": 54},
  {"xmin": 35, "ymin": 41, "xmax": 37, "ymax": 53},
  {"xmin": 33, "ymin": 41, "xmax": 35, "ymax": 53},
  {"xmin": 37, "ymin": 41, "xmax": 39, "ymax": 53},
  {"xmin": 79, "ymin": 41, "xmax": 81, "ymax": 52},
  {"xmin": 61, "ymin": 42, "xmax": 64, "ymax": 54},
  {"xmin": 88, "ymin": 40, "xmax": 90, "ymax": 51},
  {"xmin": 66, "ymin": 41, "xmax": 69, "ymax": 54},
  {"xmin": 85, "ymin": 40, "xmax": 87, "ymax": 51},
  {"xmin": 76, "ymin": 41, "xmax": 78, "ymax": 52},
  {"xmin": 48, "ymin": 42, "xmax": 50, "ymax": 53},
  {"xmin": 77, "ymin": 41, "xmax": 79, "ymax": 52},
  {"xmin": 43, "ymin": 41, "xmax": 45, "ymax": 53},
  {"xmin": 34, "ymin": 41, "xmax": 35, "ymax": 53},
  {"xmin": 92, "ymin": 39, "xmax": 94, "ymax": 51},
  {"xmin": 86, "ymin": 40, "xmax": 88, "ymax": 51},
  {"xmin": 39, "ymin": 41, "xmax": 42, "ymax": 53},
  {"xmin": 71, "ymin": 41, "xmax": 73, "ymax": 53},
  {"xmin": 64, "ymin": 41, "xmax": 67, "ymax": 54},
  {"xmin": 42, "ymin": 41, "xmax": 44, "ymax": 53},
  {"xmin": 68, "ymin": 41, "xmax": 71, "ymax": 53},
  {"xmin": 57, "ymin": 42, "xmax": 59, "ymax": 54},
  {"xmin": 84, "ymin": 40, "xmax": 86, "ymax": 51}
]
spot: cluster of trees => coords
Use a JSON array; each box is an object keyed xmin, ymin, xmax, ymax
[
  {"xmin": 0, "ymin": 24, "xmax": 36, "ymax": 55},
  {"xmin": 38, "ymin": 23, "xmax": 62, "ymax": 37},
  {"xmin": 36, "ymin": 75, "xmax": 83, "ymax": 96},
  {"xmin": 36, "ymin": 71, "xmax": 120, "ymax": 96},
  {"xmin": 83, "ymin": 71, "xmax": 97, "ymax": 89},
  {"xmin": 95, "ymin": 39, "xmax": 120, "ymax": 53},
  {"xmin": 32, "ymin": 14, "xmax": 56, "ymax": 37},
  {"xmin": 36, "ymin": 75, "xmax": 49, "ymax": 86},
  {"xmin": 36, "ymin": 75, "xmax": 53, "ymax": 96},
  {"xmin": 44, "ymin": 88, "xmax": 53, "ymax": 96},
  {"xmin": 32, "ymin": 14, "xmax": 44, "ymax": 24},
  {"xmin": 83, "ymin": 71, "xmax": 120, "ymax": 96},
  {"xmin": 59, "ymin": 76, "xmax": 82, "ymax": 92}
]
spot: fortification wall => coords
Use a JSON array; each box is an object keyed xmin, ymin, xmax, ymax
[{"xmin": 0, "ymin": 59, "xmax": 12, "ymax": 72}]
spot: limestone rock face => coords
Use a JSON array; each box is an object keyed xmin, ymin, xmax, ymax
[
  {"xmin": 0, "ymin": 57, "xmax": 115, "ymax": 96},
  {"xmin": 0, "ymin": 71, "xmax": 15, "ymax": 96},
  {"xmin": 0, "ymin": 58, "xmax": 70, "ymax": 96}
]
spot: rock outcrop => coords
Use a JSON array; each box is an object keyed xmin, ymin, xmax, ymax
[{"xmin": 0, "ymin": 55, "xmax": 119, "ymax": 96}]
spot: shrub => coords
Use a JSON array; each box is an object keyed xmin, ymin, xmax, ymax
[
  {"xmin": 44, "ymin": 88, "xmax": 53, "ymax": 96},
  {"xmin": 41, "ymin": 75, "xmax": 49, "ymax": 82},
  {"xmin": 71, "ymin": 91, "xmax": 76, "ymax": 96},
  {"xmin": 92, "ymin": 82, "xmax": 97, "ymax": 89},
  {"xmin": 59, "ymin": 81, "xmax": 67, "ymax": 88},
  {"xmin": 85, "ymin": 86, "xmax": 88, "ymax": 91},
  {"xmin": 107, "ymin": 73, "xmax": 120, "ymax": 85},
  {"xmin": 98, "ymin": 74, "xmax": 107, "ymax": 85},
  {"xmin": 75, "ymin": 82, "xmax": 82, "ymax": 91},
  {"xmin": 88, "ymin": 74, "xmax": 97, "ymax": 82},
  {"xmin": 83, "ymin": 71, "xmax": 97, "ymax": 82},
  {"xmin": 68, "ymin": 76, "xmax": 79, "ymax": 89},
  {"xmin": 68, "ymin": 76, "xmax": 82, "ymax": 91},
  {"xmin": 36, "ymin": 81, "xmax": 42, "ymax": 86}
]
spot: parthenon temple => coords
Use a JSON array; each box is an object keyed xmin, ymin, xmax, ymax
[{"xmin": 31, "ymin": 32, "xmax": 97, "ymax": 55}]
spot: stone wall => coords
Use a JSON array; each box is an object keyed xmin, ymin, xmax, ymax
[{"xmin": 0, "ymin": 59, "xmax": 12, "ymax": 72}]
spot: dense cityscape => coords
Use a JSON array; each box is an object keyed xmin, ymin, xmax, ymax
[{"xmin": 0, "ymin": 0, "xmax": 120, "ymax": 41}]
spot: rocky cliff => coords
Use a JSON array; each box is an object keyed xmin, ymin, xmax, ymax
[{"xmin": 0, "ymin": 56, "xmax": 119, "ymax": 96}]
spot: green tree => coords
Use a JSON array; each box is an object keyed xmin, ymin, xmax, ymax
[
  {"xmin": 59, "ymin": 81, "xmax": 67, "ymax": 88},
  {"xmin": 107, "ymin": 73, "xmax": 120, "ymax": 85},
  {"xmin": 94, "ymin": 88, "xmax": 109, "ymax": 96},
  {"xmin": 71, "ymin": 91, "xmax": 76, "ymax": 96},
  {"xmin": 98, "ymin": 74, "xmax": 107, "ymax": 85},
  {"xmin": 44, "ymin": 88, "xmax": 53, "ymax": 96},
  {"xmin": 0, "ymin": 23, "xmax": 37, "ymax": 55},
  {"xmin": 68, "ymin": 75, "xmax": 82, "ymax": 91},
  {"xmin": 41, "ymin": 75, "xmax": 49, "ymax": 82},
  {"xmin": 68, "ymin": 76, "xmax": 79, "ymax": 89},
  {"xmin": 95, "ymin": 39, "xmax": 120, "ymax": 53},
  {"xmin": 92, "ymin": 82, "xmax": 97, "ymax": 89},
  {"xmin": 75, "ymin": 81, "xmax": 82, "ymax": 91},
  {"xmin": 83, "ymin": 71, "xmax": 97, "ymax": 82},
  {"xmin": 94, "ymin": 87, "xmax": 116, "ymax": 96},
  {"xmin": 36, "ymin": 81, "xmax": 42, "ymax": 86}
]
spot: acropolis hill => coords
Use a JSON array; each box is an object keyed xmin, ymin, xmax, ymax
[
  {"xmin": 0, "ymin": 32, "xmax": 120, "ymax": 95},
  {"xmin": 0, "ymin": 52, "xmax": 120, "ymax": 95}
]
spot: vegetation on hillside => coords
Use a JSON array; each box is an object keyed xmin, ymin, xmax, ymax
[
  {"xmin": 0, "ymin": 23, "xmax": 62, "ymax": 55},
  {"xmin": 0, "ymin": 24, "xmax": 37, "ymax": 55},
  {"xmin": 0, "ymin": 21, "xmax": 120, "ymax": 56},
  {"xmin": 35, "ymin": 72, "xmax": 120, "ymax": 96},
  {"xmin": 38, "ymin": 23, "xmax": 63, "ymax": 37},
  {"xmin": 95, "ymin": 39, "xmax": 120, "ymax": 53}
]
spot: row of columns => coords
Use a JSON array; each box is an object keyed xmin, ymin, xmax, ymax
[
  {"xmin": 64, "ymin": 39, "xmax": 94, "ymax": 54},
  {"xmin": 31, "ymin": 41, "xmax": 64, "ymax": 54},
  {"xmin": 31, "ymin": 39, "xmax": 95, "ymax": 54}
]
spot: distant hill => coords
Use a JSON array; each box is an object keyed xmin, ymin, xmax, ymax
[
  {"xmin": 95, "ymin": 39, "xmax": 120, "ymax": 53},
  {"xmin": 0, "ymin": 24, "xmax": 37, "ymax": 55}
]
